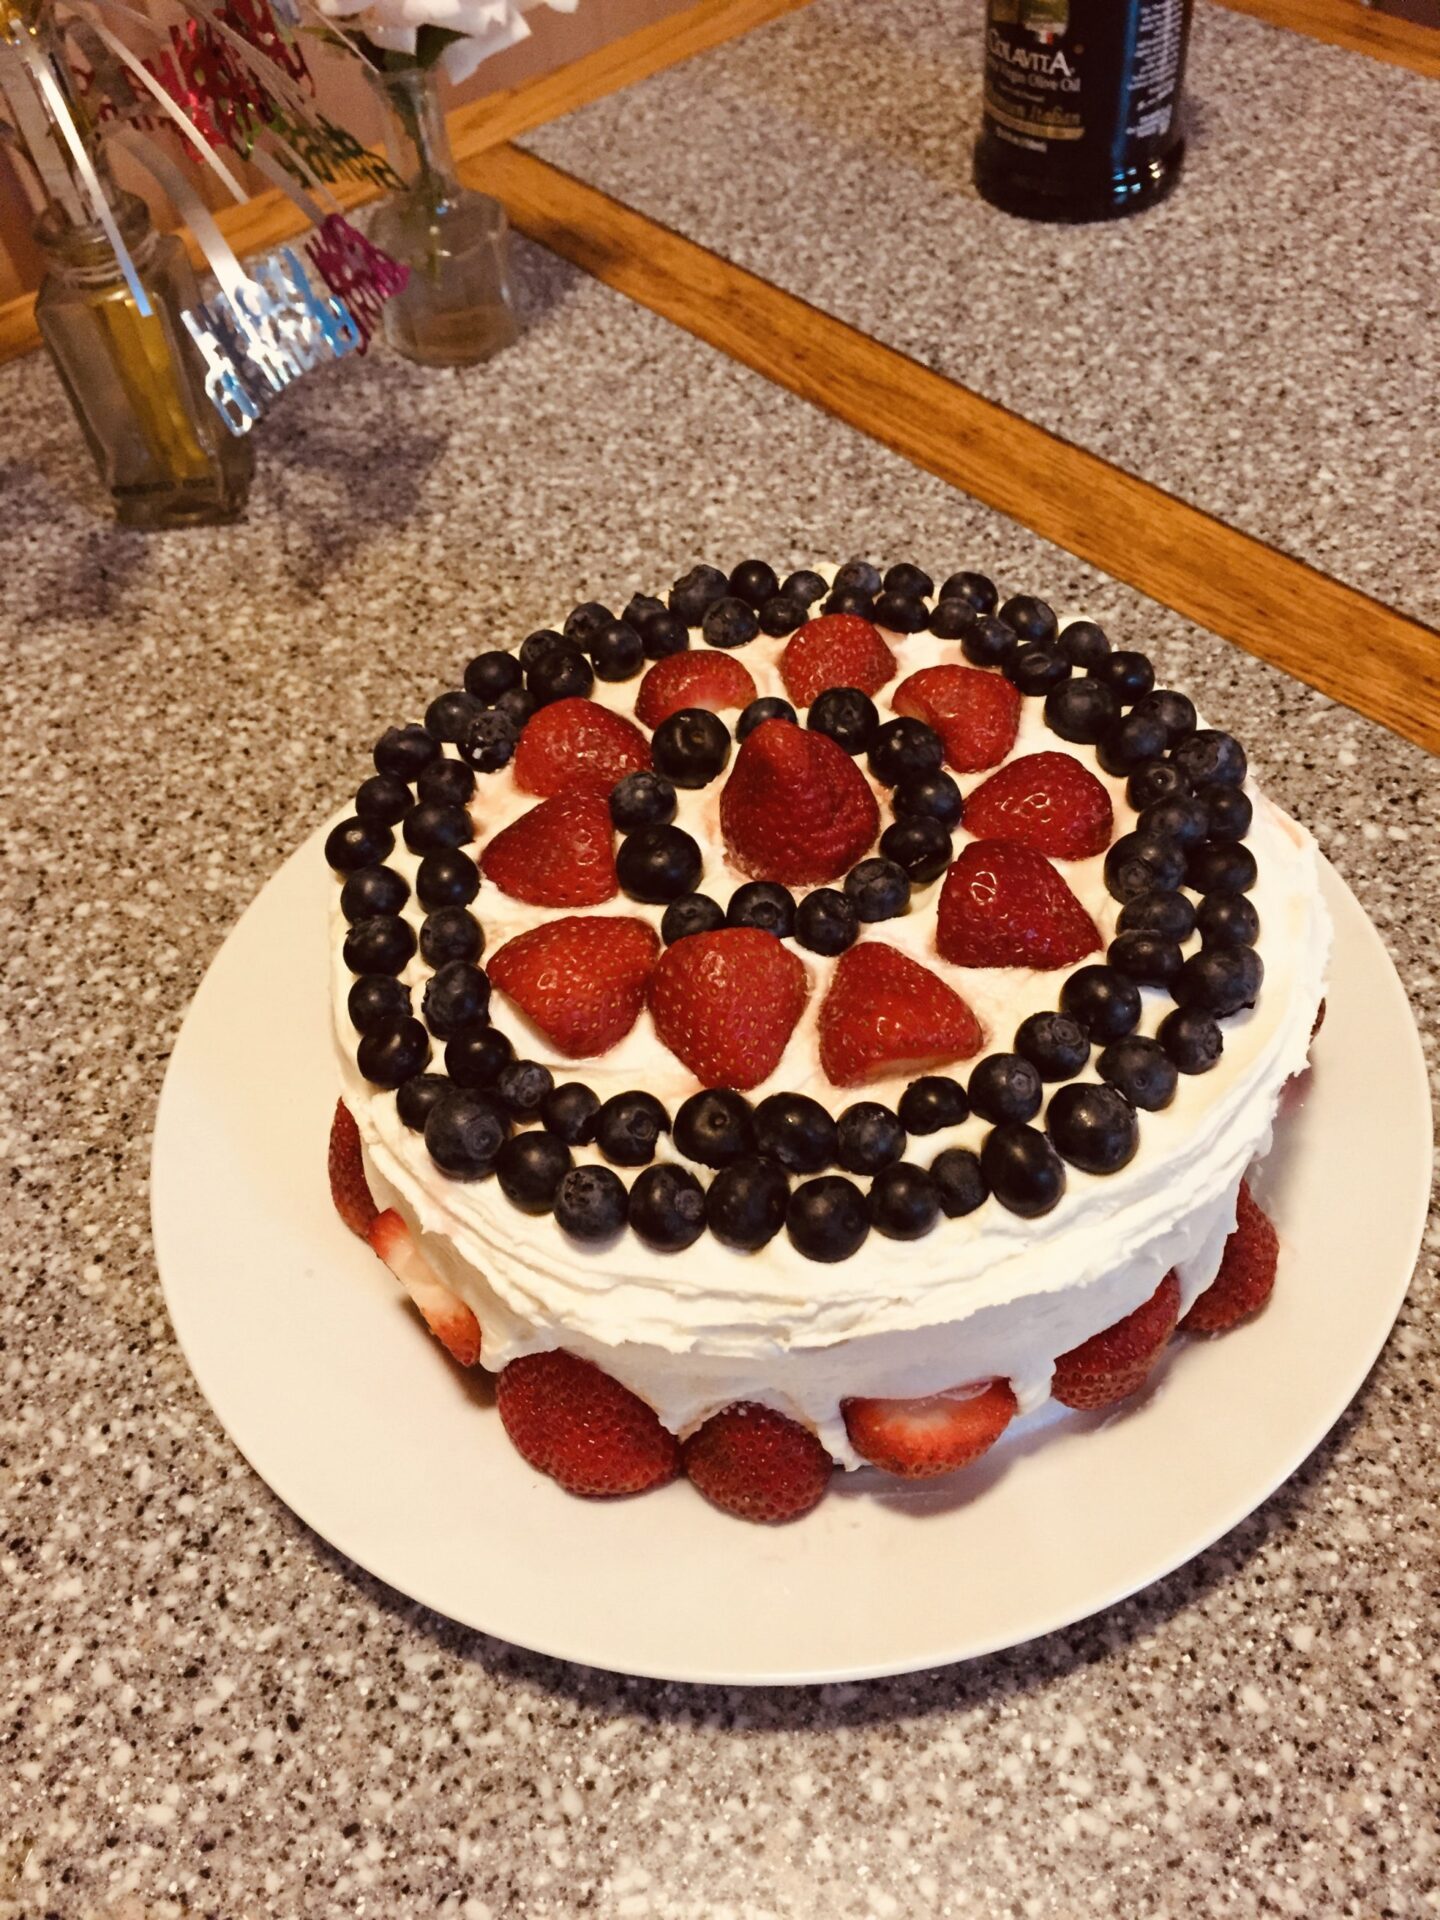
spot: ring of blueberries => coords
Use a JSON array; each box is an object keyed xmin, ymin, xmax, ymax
[{"xmin": 325, "ymin": 559, "xmax": 1261, "ymax": 1262}]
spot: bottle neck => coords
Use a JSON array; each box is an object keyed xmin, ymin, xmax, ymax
[
  {"xmin": 34, "ymin": 191, "xmax": 160, "ymax": 292},
  {"xmin": 375, "ymin": 65, "xmax": 459, "ymax": 206}
]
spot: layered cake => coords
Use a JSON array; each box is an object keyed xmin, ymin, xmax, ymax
[{"xmin": 325, "ymin": 559, "xmax": 1328, "ymax": 1522}]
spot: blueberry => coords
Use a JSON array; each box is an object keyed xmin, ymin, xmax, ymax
[
  {"xmin": 1097, "ymin": 1036, "xmax": 1179, "ymax": 1111},
  {"xmin": 418, "ymin": 758, "xmax": 476, "ymax": 806},
  {"xmin": 1138, "ymin": 795, "xmax": 1209, "ymax": 850},
  {"xmin": 1046, "ymin": 1084, "xmax": 1138, "ymax": 1175},
  {"xmin": 396, "ymin": 1072, "xmax": 450, "ymax": 1133},
  {"xmin": 728, "ymin": 559, "xmax": 780, "ymax": 609},
  {"xmin": 706, "ymin": 1154, "xmax": 790, "ymax": 1250},
  {"xmin": 425, "ymin": 1087, "xmax": 508, "ymax": 1177},
  {"xmin": 629, "ymin": 1163, "xmax": 706, "ymax": 1250},
  {"xmin": 844, "ymin": 857, "xmax": 911, "ymax": 922},
  {"xmin": 355, "ymin": 774, "xmax": 413, "ymax": 826},
  {"xmin": 821, "ymin": 586, "xmax": 876, "ymax": 618},
  {"xmin": 727, "ymin": 881, "xmax": 796, "ymax": 938},
  {"xmin": 960, "ymin": 615, "xmax": 1019, "ymax": 669},
  {"xmin": 660, "ymin": 892, "xmax": 728, "ymax": 944},
  {"xmin": 702, "ymin": 596, "xmax": 760, "ymax": 649},
  {"xmin": 1013, "ymin": 1010, "xmax": 1090, "ymax": 1081},
  {"xmin": 343, "ymin": 914, "xmax": 417, "ymax": 976},
  {"xmin": 669, "ymin": 564, "xmax": 729, "ymax": 625},
  {"xmin": 459, "ymin": 709, "xmax": 519, "ymax": 773},
  {"xmin": 998, "ymin": 595, "xmax": 1058, "ymax": 645},
  {"xmin": 340, "ymin": 864, "xmax": 409, "ymax": 923},
  {"xmin": 422, "ymin": 961, "xmax": 490, "ymax": 1039},
  {"xmin": 872, "ymin": 590, "xmax": 930, "ymax": 635},
  {"xmin": 808, "ymin": 686, "xmax": 879, "ymax": 755},
  {"xmin": 464, "ymin": 649, "xmax": 524, "ymax": 702},
  {"xmin": 869, "ymin": 1163, "xmax": 940, "ymax": 1239},
  {"xmin": 541, "ymin": 1081, "xmax": 601, "ymax": 1146},
  {"xmin": 421, "ymin": 906, "xmax": 483, "ymax": 968},
  {"xmin": 868, "ymin": 718, "xmax": 943, "ymax": 787},
  {"xmin": 1174, "ymin": 947, "xmax": 1264, "ymax": 1016},
  {"xmin": 1197, "ymin": 893, "xmax": 1260, "ymax": 948},
  {"xmin": 496, "ymin": 1132, "xmax": 573, "ymax": 1213},
  {"xmin": 793, "ymin": 887, "xmax": 859, "ymax": 956},
  {"xmin": 325, "ymin": 817, "xmax": 394, "ymax": 874},
  {"xmin": 1044, "ymin": 678, "xmax": 1117, "ymax": 746},
  {"xmin": 931, "ymin": 1146, "xmax": 988, "ymax": 1217},
  {"xmin": 495, "ymin": 1058, "xmax": 554, "ymax": 1122},
  {"xmin": 527, "ymin": 641, "xmax": 593, "ymax": 706},
  {"xmin": 1132, "ymin": 688, "xmax": 1196, "ymax": 746},
  {"xmin": 591, "ymin": 620, "xmax": 645, "ymax": 682},
  {"xmin": 494, "ymin": 688, "xmax": 536, "ymax": 730},
  {"xmin": 1173, "ymin": 730, "xmax": 1247, "ymax": 788},
  {"xmin": 622, "ymin": 593, "xmax": 667, "ymax": 637},
  {"xmin": 781, "ymin": 569, "xmax": 828, "ymax": 607},
  {"xmin": 674, "ymin": 1088, "xmax": 756, "ymax": 1168},
  {"xmin": 1007, "ymin": 644, "xmax": 1070, "ymax": 696},
  {"xmin": 594, "ymin": 1090, "xmax": 670, "ymax": 1166},
  {"xmin": 737, "ymin": 696, "xmax": 798, "ymax": 740},
  {"xmin": 404, "ymin": 801, "xmax": 473, "ymax": 855},
  {"xmin": 835, "ymin": 1102, "xmax": 907, "ymax": 1175},
  {"xmin": 1197, "ymin": 784, "xmax": 1253, "ymax": 843},
  {"xmin": 425, "ymin": 690, "xmax": 482, "ymax": 744},
  {"xmin": 1103, "ymin": 831, "xmax": 1188, "ymax": 902},
  {"xmin": 882, "ymin": 562, "xmax": 934, "ymax": 599},
  {"xmin": 554, "ymin": 1165, "xmax": 629, "ymax": 1241},
  {"xmin": 348, "ymin": 974, "xmax": 411, "ymax": 1033},
  {"xmin": 967, "ymin": 1053, "xmax": 1043, "ymax": 1125},
  {"xmin": 939, "ymin": 571, "xmax": 998, "ymax": 615},
  {"xmin": 758, "ymin": 596, "xmax": 806, "ymax": 637},
  {"xmin": 1116, "ymin": 889, "xmax": 1196, "ymax": 941},
  {"xmin": 1107, "ymin": 930, "xmax": 1184, "ymax": 985},
  {"xmin": 1126, "ymin": 760, "xmax": 1192, "ymax": 810},
  {"xmin": 563, "ymin": 601, "xmax": 614, "ymax": 649},
  {"xmin": 786, "ymin": 1175, "xmax": 869, "ymax": 1262},
  {"xmin": 1158, "ymin": 1005, "xmax": 1223, "ymax": 1073},
  {"xmin": 444, "ymin": 1024, "xmax": 513, "ymax": 1089},
  {"xmin": 980, "ymin": 1123, "xmax": 1065, "ymax": 1217},
  {"xmin": 1058, "ymin": 620, "xmax": 1111, "ymax": 669},
  {"xmin": 754, "ymin": 1092, "xmax": 837, "ymax": 1174},
  {"xmin": 1186, "ymin": 843, "xmax": 1258, "ymax": 895},
  {"xmin": 834, "ymin": 560, "xmax": 883, "ymax": 597},
  {"xmin": 357, "ymin": 1015, "xmax": 430, "ymax": 1089},
  {"xmin": 894, "ymin": 770, "xmax": 964, "ymax": 830},
  {"xmin": 617, "ymin": 824, "xmax": 703, "ymax": 903},
  {"xmin": 374, "ymin": 724, "xmax": 438, "ymax": 780},
  {"xmin": 1090, "ymin": 651, "xmax": 1155, "ymax": 705},
  {"xmin": 879, "ymin": 817, "xmax": 952, "ymax": 885},
  {"xmin": 518, "ymin": 630, "xmax": 564, "ymax": 675},
  {"xmin": 651, "ymin": 709, "xmax": 731, "ymax": 787},
  {"xmin": 641, "ymin": 611, "xmax": 690, "ymax": 659},
  {"xmin": 1096, "ymin": 711, "xmax": 1172, "ymax": 776},
  {"xmin": 416, "ymin": 849, "xmax": 479, "ymax": 910},
  {"xmin": 605, "ymin": 771, "xmax": 674, "ymax": 835},
  {"xmin": 897, "ymin": 1074, "xmax": 969, "ymax": 1134},
  {"xmin": 1059, "ymin": 964, "xmax": 1143, "ymax": 1041},
  {"xmin": 928, "ymin": 598, "xmax": 979, "ymax": 641}
]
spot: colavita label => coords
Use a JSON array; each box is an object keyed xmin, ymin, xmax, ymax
[{"xmin": 982, "ymin": 0, "xmax": 1186, "ymax": 157}]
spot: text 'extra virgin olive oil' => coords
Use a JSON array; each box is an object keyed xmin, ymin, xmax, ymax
[{"xmin": 974, "ymin": 0, "xmax": 1194, "ymax": 222}]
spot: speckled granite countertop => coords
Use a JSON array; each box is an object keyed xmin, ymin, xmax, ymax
[
  {"xmin": 521, "ymin": 0, "xmax": 1440, "ymax": 627},
  {"xmin": 0, "ymin": 243, "xmax": 1436, "ymax": 1919}
]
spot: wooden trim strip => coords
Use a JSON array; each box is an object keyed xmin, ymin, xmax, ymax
[
  {"xmin": 482, "ymin": 144, "xmax": 1440, "ymax": 754},
  {"xmin": 1210, "ymin": 0, "xmax": 1440, "ymax": 78}
]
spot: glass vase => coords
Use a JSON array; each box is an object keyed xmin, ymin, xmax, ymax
[{"xmin": 367, "ymin": 64, "xmax": 519, "ymax": 368}]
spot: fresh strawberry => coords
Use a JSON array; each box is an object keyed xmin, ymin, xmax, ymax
[
  {"xmin": 328, "ymin": 1098, "xmax": 377, "ymax": 1238},
  {"xmin": 635, "ymin": 651, "xmax": 757, "ymax": 729},
  {"xmin": 1182, "ymin": 1181, "xmax": 1279, "ymax": 1334},
  {"xmin": 496, "ymin": 1349, "xmax": 679, "ymax": 1496},
  {"xmin": 1051, "ymin": 1270, "xmax": 1180, "ymax": 1411},
  {"xmin": 481, "ymin": 785, "xmax": 617, "ymax": 907},
  {"xmin": 682, "ymin": 1402, "xmax": 832, "ymax": 1522},
  {"xmin": 936, "ymin": 839, "xmax": 1102, "ymax": 970},
  {"xmin": 368, "ymin": 1209, "xmax": 481, "ymax": 1367},
  {"xmin": 963, "ymin": 751, "xmax": 1114, "ymax": 859},
  {"xmin": 842, "ymin": 1379, "xmax": 1016, "ymax": 1478},
  {"xmin": 489, "ymin": 915, "xmax": 659, "ymax": 1057},
  {"xmin": 512, "ymin": 697, "xmax": 651, "ymax": 797},
  {"xmin": 719, "ymin": 720, "xmax": 880, "ymax": 885},
  {"xmin": 648, "ymin": 925, "xmax": 810, "ymax": 1090},
  {"xmin": 891, "ymin": 665, "xmax": 1020, "ymax": 773},
  {"xmin": 818, "ymin": 940, "xmax": 983, "ymax": 1087},
  {"xmin": 779, "ymin": 614, "xmax": 897, "ymax": 707}
]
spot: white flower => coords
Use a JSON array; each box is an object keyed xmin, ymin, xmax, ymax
[{"xmin": 314, "ymin": 0, "xmax": 577, "ymax": 80}]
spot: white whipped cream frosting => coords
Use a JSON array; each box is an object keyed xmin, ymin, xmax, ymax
[{"xmin": 333, "ymin": 587, "xmax": 1330, "ymax": 1468}]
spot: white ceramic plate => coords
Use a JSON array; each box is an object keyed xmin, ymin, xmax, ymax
[{"xmin": 152, "ymin": 833, "xmax": 1431, "ymax": 1685}]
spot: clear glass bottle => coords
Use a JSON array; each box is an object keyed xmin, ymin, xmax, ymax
[
  {"xmin": 33, "ymin": 191, "xmax": 253, "ymax": 529},
  {"xmin": 367, "ymin": 64, "xmax": 519, "ymax": 368}
]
